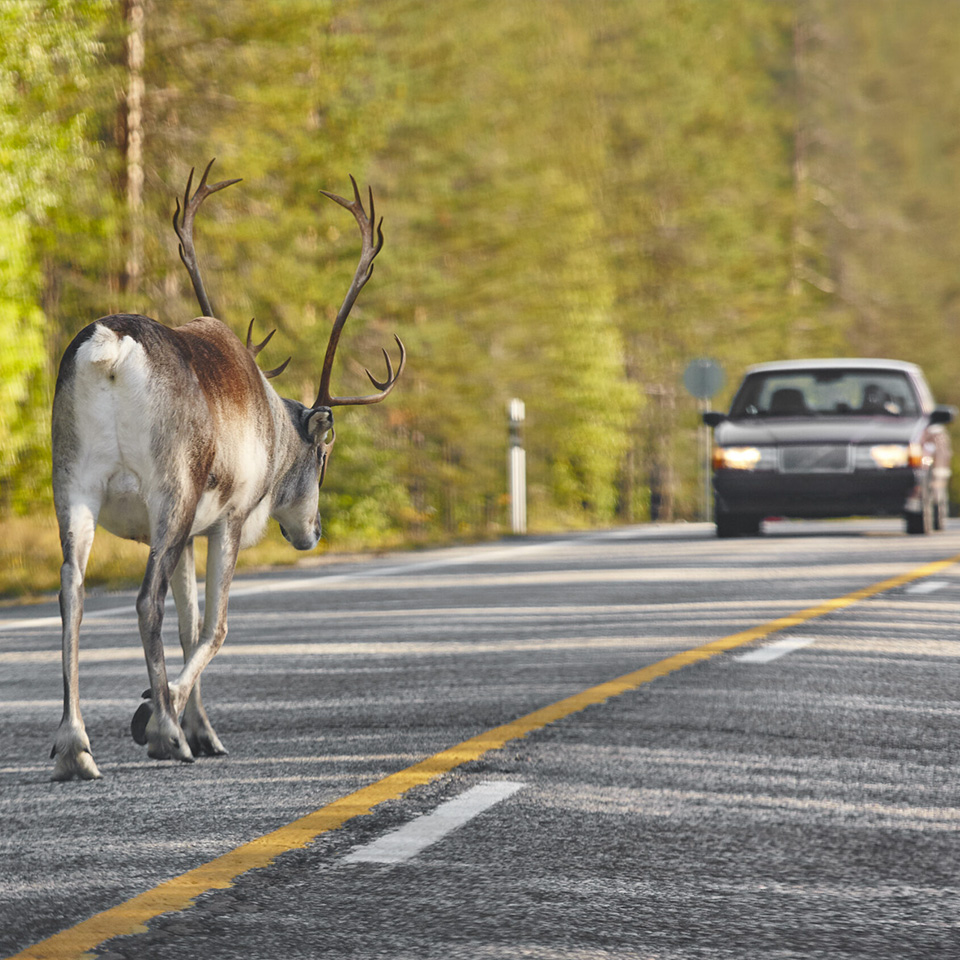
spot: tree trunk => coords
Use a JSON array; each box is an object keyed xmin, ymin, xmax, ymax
[{"xmin": 122, "ymin": 0, "xmax": 145, "ymax": 299}]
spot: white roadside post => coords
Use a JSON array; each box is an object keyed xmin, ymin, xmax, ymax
[{"xmin": 508, "ymin": 398, "xmax": 527, "ymax": 535}]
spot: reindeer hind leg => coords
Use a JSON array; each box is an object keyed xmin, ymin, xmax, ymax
[{"xmin": 51, "ymin": 501, "xmax": 102, "ymax": 781}]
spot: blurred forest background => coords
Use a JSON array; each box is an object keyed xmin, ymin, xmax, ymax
[{"xmin": 3, "ymin": 0, "xmax": 960, "ymax": 594}]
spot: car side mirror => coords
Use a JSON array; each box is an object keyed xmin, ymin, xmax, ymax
[
  {"xmin": 929, "ymin": 405, "xmax": 957, "ymax": 425},
  {"xmin": 702, "ymin": 411, "xmax": 726, "ymax": 427}
]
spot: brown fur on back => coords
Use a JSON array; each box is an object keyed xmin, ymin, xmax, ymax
[{"xmin": 169, "ymin": 317, "xmax": 268, "ymax": 418}]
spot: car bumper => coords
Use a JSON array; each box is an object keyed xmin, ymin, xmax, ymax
[{"xmin": 713, "ymin": 468, "xmax": 921, "ymax": 519}]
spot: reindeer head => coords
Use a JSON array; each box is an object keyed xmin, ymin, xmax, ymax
[{"xmin": 268, "ymin": 401, "xmax": 334, "ymax": 551}]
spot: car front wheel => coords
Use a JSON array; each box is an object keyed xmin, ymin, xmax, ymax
[
  {"xmin": 716, "ymin": 512, "xmax": 761, "ymax": 538},
  {"xmin": 905, "ymin": 494, "xmax": 933, "ymax": 535}
]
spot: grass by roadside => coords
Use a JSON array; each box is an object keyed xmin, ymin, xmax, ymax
[
  {"xmin": 1, "ymin": 514, "xmax": 143, "ymax": 602},
  {"xmin": 0, "ymin": 512, "xmax": 509, "ymax": 605},
  {"xmin": 0, "ymin": 514, "xmax": 346, "ymax": 605}
]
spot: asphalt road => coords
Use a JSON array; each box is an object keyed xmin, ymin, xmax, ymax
[{"xmin": 2, "ymin": 519, "xmax": 959, "ymax": 959}]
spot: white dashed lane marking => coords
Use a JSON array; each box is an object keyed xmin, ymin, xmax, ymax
[
  {"xmin": 343, "ymin": 780, "xmax": 525, "ymax": 865},
  {"xmin": 735, "ymin": 635, "xmax": 817, "ymax": 663},
  {"xmin": 904, "ymin": 579, "xmax": 951, "ymax": 595}
]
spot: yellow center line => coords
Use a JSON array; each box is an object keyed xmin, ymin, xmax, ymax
[{"xmin": 9, "ymin": 552, "xmax": 960, "ymax": 960}]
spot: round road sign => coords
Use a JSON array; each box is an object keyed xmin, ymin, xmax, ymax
[{"xmin": 683, "ymin": 358, "xmax": 725, "ymax": 399}]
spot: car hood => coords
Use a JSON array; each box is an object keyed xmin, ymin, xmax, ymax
[{"xmin": 715, "ymin": 417, "xmax": 921, "ymax": 446}]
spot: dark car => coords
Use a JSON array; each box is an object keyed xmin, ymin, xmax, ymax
[{"xmin": 702, "ymin": 359, "xmax": 955, "ymax": 537}]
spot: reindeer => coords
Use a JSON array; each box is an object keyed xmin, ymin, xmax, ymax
[{"xmin": 50, "ymin": 161, "xmax": 403, "ymax": 781}]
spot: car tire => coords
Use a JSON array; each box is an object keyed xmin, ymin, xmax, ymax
[
  {"xmin": 715, "ymin": 512, "xmax": 761, "ymax": 538},
  {"xmin": 905, "ymin": 496, "xmax": 933, "ymax": 535}
]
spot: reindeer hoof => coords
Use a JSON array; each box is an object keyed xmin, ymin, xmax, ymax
[
  {"xmin": 131, "ymin": 701, "xmax": 153, "ymax": 745},
  {"xmin": 50, "ymin": 734, "xmax": 103, "ymax": 781},
  {"xmin": 148, "ymin": 737, "xmax": 194, "ymax": 763},
  {"xmin": 52, "ymin": 751, "xmax": 103, "ymax": 782},
  {"xmin": 188, "ymin": 732, "xmax": 229, "ymax": 757}
]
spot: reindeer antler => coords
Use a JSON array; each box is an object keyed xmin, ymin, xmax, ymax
[
  {"xmin": 313, "ymin": 176, "xmax": 405, "ymax": 409},
  {"xmin": 245, "ymin": 319, "xmax": 290, "ymax": 380},
  {"xmin": 172, "ymin": 158, "xmax": 241, "ymax": 319}
]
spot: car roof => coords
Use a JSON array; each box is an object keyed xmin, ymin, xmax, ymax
[{"xmin": 744, "ymin": 358, "xmax": 923, "ymax": 376}]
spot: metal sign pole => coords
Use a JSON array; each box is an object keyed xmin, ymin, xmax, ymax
[{"xmin": 699, "ymin": 396, "xmax": 711, "ymax": 522}]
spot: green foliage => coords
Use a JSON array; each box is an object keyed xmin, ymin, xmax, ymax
[
  {"xmin": 368, "ymin": 0, "xmax": 636, "ymax": 530},
  {"xmin": 318, "ymin": 409, "xmax": 413, "ymax": 546},
  {"xmin": 5, "ymin": 0, "xmax": 960, "ymax": 556},
  {"xmin": 0, "ymin": 0, "xmax": 108, "ymax": 510}
]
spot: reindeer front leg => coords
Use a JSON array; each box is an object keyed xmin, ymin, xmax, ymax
[
  {"xmin": 131, "ymin": 511, "xmax": 195, "ymax": 763},
  {"xmin": 168, "ymin": 517, "xmax": 242, "ymax": 743},
  {"xmin": 170, "ymin": 538, "xmax": 228, "ymax": 756}
]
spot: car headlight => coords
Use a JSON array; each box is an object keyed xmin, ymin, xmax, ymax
[
  {"xmin": 855, "ymin": 443, "xmax": 926, "ymax": 469},
  {"xmin": 867, "ymin": 444, "xmax": 910, "ymax": 469},
  {"xmin": 712, "ymin": 446, "xmax": 776, "ymax": 471}
]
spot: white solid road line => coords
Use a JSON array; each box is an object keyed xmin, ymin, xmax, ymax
[
  {"xmin": 735, "ymin": 635, "xmax": 817, "ymax": 663},
  {"xmin": 342, "ymin": 780, "xmax": 525, "ymax": 865},
  {"xmin": 0, "ymin": 528, "xmax": 635, "ymax": 632}
]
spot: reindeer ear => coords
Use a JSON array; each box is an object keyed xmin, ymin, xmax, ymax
[{"xmin": 305, "ymin": 408, "xmax": 333, "ymax": 440}]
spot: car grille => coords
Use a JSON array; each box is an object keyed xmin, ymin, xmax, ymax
[{"xmin": 780, "ymin": 444, "xmax": 851, "ymax": 473}]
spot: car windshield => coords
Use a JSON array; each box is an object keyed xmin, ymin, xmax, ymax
[{"xmin": 729, "ymin": 369, "xmax": 920, "ymax": 419}]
